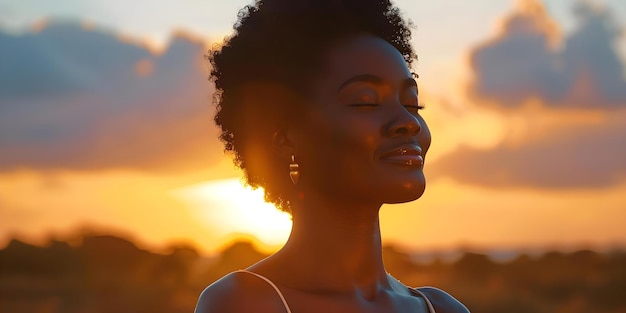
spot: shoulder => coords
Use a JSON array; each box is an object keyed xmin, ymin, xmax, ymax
[
  {"xmin": 194, "ymin": 271, "xmax": 286, "ymax": 313},
  {"xmin": 417, "ymin": 287, "xmax": 470, "ymax": 313}
]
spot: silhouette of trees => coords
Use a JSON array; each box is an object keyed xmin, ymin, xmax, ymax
[{"xmin": 1, "ymin": 233, "xmax": 625, "ymax": 313}]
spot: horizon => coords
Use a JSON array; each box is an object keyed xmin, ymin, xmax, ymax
[
  {"xmin": 3, "ymin": 221, "xmax": 624, "ymax": 313},
  {"xmin": 4, "ymin": 223, "xmax": 624, "ymax": 261}
]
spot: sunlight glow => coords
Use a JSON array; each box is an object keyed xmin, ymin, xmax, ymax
[{"xmin": 172, "ymin": 178, "xmax": 292, "ymax": 246}]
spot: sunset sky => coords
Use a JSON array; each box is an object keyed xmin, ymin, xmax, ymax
[{"xmin": 1, "ymin": 0, "xmax": 625, "ymax": 255}]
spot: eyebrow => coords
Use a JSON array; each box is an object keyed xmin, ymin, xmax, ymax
[{"xmin": 337, "ymin": 74, "xmax": 418, "ymax": 91}]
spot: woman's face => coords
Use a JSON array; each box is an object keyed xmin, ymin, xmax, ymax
[{"xmin": 293, "ymin": 34, "xmax": 431, "ymax": 206}]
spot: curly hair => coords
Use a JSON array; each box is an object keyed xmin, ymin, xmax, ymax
[{"xmin": 208, "ymin": 0, "xmax": 416, "ymax": 213}]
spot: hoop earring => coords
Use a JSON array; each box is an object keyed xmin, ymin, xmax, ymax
[{"xmin": 289, "ymin": 154, "xmax": 300, "ymax": 185}]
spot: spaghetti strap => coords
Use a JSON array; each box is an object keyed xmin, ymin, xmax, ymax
[
  {"xmin": 410, "ymin": 288, "xmax": 437, "ymax": 313},
  {"xmin": 236, "ymin": 270, "xmax": 292, "ymax": 313}
]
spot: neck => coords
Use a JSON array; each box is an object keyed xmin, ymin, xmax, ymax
[{"xmin": 272, "ymin": 195, "xmax": 391, "ymax": 296}]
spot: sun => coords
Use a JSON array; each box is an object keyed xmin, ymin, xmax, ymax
[{"xmin": 173, "ymin": 178, "xmax": 292, "ymax": 247}]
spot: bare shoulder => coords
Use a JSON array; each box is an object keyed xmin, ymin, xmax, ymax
[
  {"xmin": 417, "ymin": 287, "xmax": 470, "ymax": 313},
  {"xmin": 194, "ymin": 271, "xmax": 287, "ymax": 313}
]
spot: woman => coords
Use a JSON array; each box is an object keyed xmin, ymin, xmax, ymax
[{"xmin": 196, "ymin": 0, "xmax": 470, "ymax": 312}]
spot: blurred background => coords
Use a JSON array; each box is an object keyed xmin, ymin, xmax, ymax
[{"xmin": 1, "ymin": 0, "xmax": 625, "ymax": 312}]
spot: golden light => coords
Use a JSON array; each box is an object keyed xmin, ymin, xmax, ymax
[{"xmin": 172, "ymin": 178, "xmax": 292, "ymax": 247}]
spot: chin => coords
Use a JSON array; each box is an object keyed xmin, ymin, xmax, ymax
[{"xmin": 384, "ymin": 181, "xmax": 426, "ymax": 204}]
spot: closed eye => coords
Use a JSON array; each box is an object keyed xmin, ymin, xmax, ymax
[{"xmin": 403, "ymin": 103, "xmax": 426, "ymax": 113}]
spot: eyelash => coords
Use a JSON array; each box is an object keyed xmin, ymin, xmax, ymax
[{"xmin": 404, "ymin": 103, "xmax": 426, "ymax": 112}]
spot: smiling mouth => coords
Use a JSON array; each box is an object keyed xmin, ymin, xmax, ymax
[{"xmin": 379, "ymin": 146, "xmax": 424, "ymax": 168}]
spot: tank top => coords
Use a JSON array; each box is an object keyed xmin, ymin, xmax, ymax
[{"xmin": 236, "ymin": 270, "xmax": 437, "ymax": 313}]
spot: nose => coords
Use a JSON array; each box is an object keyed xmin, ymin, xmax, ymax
[{"xmin": 387, "ymin": 106, "xmax": 422, "ymax": 137}]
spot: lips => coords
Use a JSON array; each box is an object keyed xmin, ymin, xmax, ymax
[{"xmin": 379, "ymin": 145, "xmax": 424, "ymax": 168}]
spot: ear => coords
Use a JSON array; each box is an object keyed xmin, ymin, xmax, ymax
[{"xmin": 271, "ymin": 129, "xmax": 296, "ymax": 161}]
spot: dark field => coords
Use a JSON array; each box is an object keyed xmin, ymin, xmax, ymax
[{"xmin": 1, "ymin": 234, "xmax": 625, "ymax": 313}]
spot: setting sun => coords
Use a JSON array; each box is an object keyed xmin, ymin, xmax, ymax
[{"xmin": 173, "ymin": 178, "xmax": 292, "ymax": 247}]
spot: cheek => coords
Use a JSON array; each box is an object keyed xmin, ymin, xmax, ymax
[
  {"xmin": 299, "ymin": 115, "xmax": 380, "ymax": 181},
  {"xmin": 308, "ymin": 111, "xmax": 378, "ymax": 152},
  {"xmin": 327, "ymin": 121, "xmax": 382, "ymax": 193},
  {"xmin": 330, "ymin": 118, "xmax": 379, "ymax": 162}
]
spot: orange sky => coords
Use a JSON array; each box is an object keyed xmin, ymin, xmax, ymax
[{"xmin": 1, "ymin": 1, "xmax": 625, "ymax": 255}]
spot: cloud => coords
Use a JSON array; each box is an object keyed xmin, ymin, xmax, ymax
[
  {"xmin": 469, "ymin": 0, "xmax": 626, "ymax": 108},
  {"xmin": 0, "ymin": 22, "xmax": 222, "ymax": 172},
  {"xmin": 427, "ymin": 105, "xmax": 626, "ymax": 189},
  {"xmin": 426, "ymin": 1, "xmax": 626, "ymax": 189}
]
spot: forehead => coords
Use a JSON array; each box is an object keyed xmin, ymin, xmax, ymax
[{"xmin": 318, "ymin": 35, "xmax": 413, "ymax": 87}]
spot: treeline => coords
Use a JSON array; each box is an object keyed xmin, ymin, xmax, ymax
[{"xmin": 1, "ymin": 234, "xmax": 624, "ymax": 313}]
